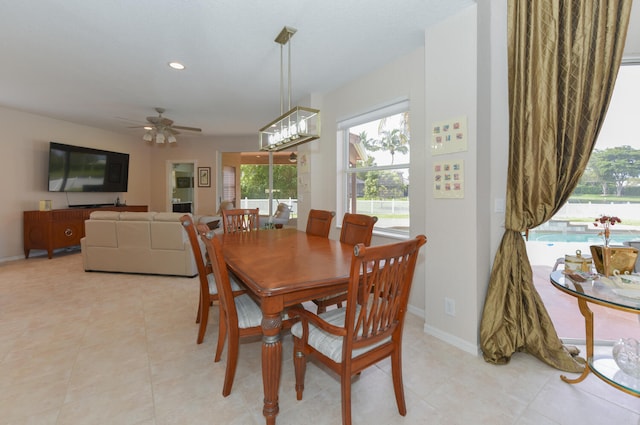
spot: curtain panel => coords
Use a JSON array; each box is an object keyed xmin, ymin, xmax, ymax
[{"xmin": 480, "ymin": 0, "xmax": 632, "ymax": 371}]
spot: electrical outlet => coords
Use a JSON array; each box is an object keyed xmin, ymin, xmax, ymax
[{"xmin": 445, "ymin": 297, "xmax": 456, "ymax": 316}]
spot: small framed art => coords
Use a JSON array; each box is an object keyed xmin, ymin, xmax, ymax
[{"xmin": 198, "ymin": 167, "xmax": 211, "ymax": 187}]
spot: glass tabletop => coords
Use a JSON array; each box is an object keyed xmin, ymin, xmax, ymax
[
  {"xmin": 549, "ymin": 270, "xmax": 640, "ymax": 313},
  {"xmin": 590, "ymin": 356, "xmax": 640, "ymax": 394}
]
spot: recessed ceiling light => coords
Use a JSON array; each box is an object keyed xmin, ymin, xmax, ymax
[
  {"xmin": 144, "ymin": 126, "xmax": 153, "ymax": 131},
  {"xmin": 168, "ymin": 62, "xmax": 185, "ymax": 70}
]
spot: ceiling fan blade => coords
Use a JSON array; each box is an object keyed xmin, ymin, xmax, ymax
[
  {"xmin": 116, "ymin": 116, "xmax": 143, "ymax": 124},
  {"xmin": 172, "ymin": 125, "xmax": 202, "ymax": 132}
]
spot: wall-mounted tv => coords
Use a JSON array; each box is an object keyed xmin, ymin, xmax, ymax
[{"xmin": 47, "ymin": 142, "xmax": 129, "ymax": 192}]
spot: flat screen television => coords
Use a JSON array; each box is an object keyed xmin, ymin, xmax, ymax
[{"xmin": 47, "ymin": 142, "xmax": 129, "ymax": 192}]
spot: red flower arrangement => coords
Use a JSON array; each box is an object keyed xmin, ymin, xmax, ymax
[{"xmin": 593, "ymin": 215, "xmax": 621, "ymax": 247}]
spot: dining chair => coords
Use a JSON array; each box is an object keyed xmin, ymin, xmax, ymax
[
  {"xmin": 221, "ymin": 208, "xmax": 259, "ymax": 233},
  {"xmin": 199, "ymin": 225, "xmax": 299, "ymax": 397},
  {"xmin": 180, "ymin": 215, "xmax": 244, "ymax": 344},
  {"xmin": 288, "ymin": 235, "xmax": 427, "ymax": 425},
  {"xmin": 339, "ymin": 212, "xmax": 378, "ymax": 246},
  {"xmin": 305, "ymin": 209, "xmax": 335, "ymax": 238},
  {"xmin": 312, "ymin": 213, "xmax": 378, "ymax": 313}
]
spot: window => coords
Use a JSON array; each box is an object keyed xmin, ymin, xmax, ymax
[
  {"xmin": 529, "ymin": 63, "xmax": 640, "ymax": 343},
  {"xmin": 223, "ymin": 166, "xmax": 236, "ymax": 205},
  {"xmin": 528, "ymin": 63, "xmax": 640, "ymax": 245},
  {"xmin": 339, "ymin": 100, "xmax": 410, "ymax": 235},
  {"xmin": 239, "ymin": 153, "xmax": 297, "ymax": 216}
]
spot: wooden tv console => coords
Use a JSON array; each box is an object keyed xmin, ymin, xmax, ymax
[{"xmin": 23, "ymin": 205, "xmax": 148, "ymax": 259}]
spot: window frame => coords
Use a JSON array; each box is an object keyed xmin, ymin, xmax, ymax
[{"xmin": 337, "ymin": 99, "xmax": 411, "ymax": 238}]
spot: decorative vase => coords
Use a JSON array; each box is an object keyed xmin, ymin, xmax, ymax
[
  {"xmin": 602, "ymin": 245, "xmax": 612, "ymax": 276},
  {"xmin": 590, "ymin": 245, "xmax": 639, "ymax": 276},
  {"xmin": 612, "ymin": 338, "xmax": 640, "ymax": 378}
]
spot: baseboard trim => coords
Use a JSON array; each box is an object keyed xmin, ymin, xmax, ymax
[
  {"xmin": 0, "ymin": 254, "xmax": 32, "ymax": 263},
  {"xmin": 407, "ymin": 304, "xmax": 425, "ymax": 319},
  {"xmin": 424, "ymin": 324, "xmax": 481, "ymax": 356}
]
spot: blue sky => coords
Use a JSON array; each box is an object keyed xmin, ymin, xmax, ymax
[{"xmin": 596, "ymin": 64, "xmax": 640, "ymax": 150}]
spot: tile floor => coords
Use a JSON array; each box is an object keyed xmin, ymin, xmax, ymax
[{"xmin": 0, "ymin": 251, "xmax": 638, "ymax": 425}]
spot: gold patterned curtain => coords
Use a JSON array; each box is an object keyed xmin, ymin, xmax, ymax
[{"xmin": 480, "ymin": 0, "xmax": 632, "ymax": 371}]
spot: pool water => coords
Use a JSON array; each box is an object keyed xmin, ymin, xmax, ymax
[{"xmin": 528, "ymin": 231, "xmax": 640, "ymax": 244}]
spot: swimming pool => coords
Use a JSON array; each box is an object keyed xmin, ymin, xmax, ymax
[{"xmin": 528, "ymin": 231, "xmax": 640, "ymax": 244}]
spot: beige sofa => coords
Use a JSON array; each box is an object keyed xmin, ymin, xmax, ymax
[{"xmin": 81, "ymin": 211, "xmax": 199, "ymax": 277}]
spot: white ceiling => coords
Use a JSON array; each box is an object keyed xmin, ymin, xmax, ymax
[{"xmin": 0, "ymin": 0, "xmax": 638, "ymax": 141}]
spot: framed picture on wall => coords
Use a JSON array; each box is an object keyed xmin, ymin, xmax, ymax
[{"xmin": 198, "ymin": 167, "xmax": 211, "ymax": 187}]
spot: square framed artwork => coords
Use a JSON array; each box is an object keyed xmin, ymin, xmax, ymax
[
  {"xmin": 433, "ymin": 160, "xmax": 464, "ymax": 198},
  {"xmin": 431, "ymin": 116, "xmax": 468, "ymax": 155},
  {"xmin": 197, "ymin": 167, "xmax": 211, "ymax": 187}
]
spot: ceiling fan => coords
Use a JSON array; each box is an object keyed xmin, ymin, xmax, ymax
[{"xmin": 133, "ymin": 107, "xmax": 202, "ymax": 144}]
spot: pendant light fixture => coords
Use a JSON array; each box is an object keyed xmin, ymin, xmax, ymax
[{"xmin": 259, "ymin": 26, "xmax": 320, "ymax": 151}]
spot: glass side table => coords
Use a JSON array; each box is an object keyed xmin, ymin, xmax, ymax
[{"xmin": 549, "ymin": 270, "xmax": 640, "ymax": 397}]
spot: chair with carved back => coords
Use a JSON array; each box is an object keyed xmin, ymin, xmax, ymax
[
  {"xmin": 288, "ymin": 235, "xmax": 427, "ymax": 425},
  {"xmin": 221, "ymin": 208, "xmax": 260, "ymax": 233},
  {"xmin": 198, "ymin": 225, "xmax": 299, "ymax": 397},
  {"xmin": 179, "ymin": 215, "xmax": 244, "ymax": 345},
  {"xmin": 306, "ymin": 209, "xmax": 335, "ymax": 238},
  {"xmin": 312, "ymin": 213, "xmax": 378, "ymax": 313}
]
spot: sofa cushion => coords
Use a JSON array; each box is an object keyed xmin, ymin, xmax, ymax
[
  {"xmin": 89, "ymin": 211, "xmax": 121, "ymax": 220},
  {"xmin": 151, "ymin": 221, "xmax": 187, "ymax": 250},
  {"xmin": 153, "ymin": 212, "xmax": 186, "ymax": 222},
  {"xmin": 119, "ymin": 211, "xmax": 156, "ymax": 221},
  {"xmin": 116, "ymin": 220, "xmax": 151, "ymax": 248},
  {"xmin": 84, "ymin": 220, "xmax": 118, "ymax": 247}
]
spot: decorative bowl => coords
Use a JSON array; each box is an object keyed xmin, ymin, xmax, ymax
[{"xmin": 612, "ymin": 338, "xmax": 640, "ymax": 378}]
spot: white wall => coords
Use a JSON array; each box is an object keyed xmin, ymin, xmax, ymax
[
  {"xmin": 422, "ymin": 3, "xmax": 495, "ymax": 355},
  {"xmin": 420, "ymin": 0, "xmax": 508, "ymax": 355},
  {"xmin": 305, "ymin": 47, "xmax": 428, "ymax": 314},
  {"xmin": 0, "ymin": 106, "xmax": 151, "ymax": 260},
  {"xmin": 480, "ymin": 0, "xmax": 510, "ymax": 264}
]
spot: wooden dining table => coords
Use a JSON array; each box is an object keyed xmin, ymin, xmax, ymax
[{"xmin": 220, "ymin": 228, "xmax": 354, "ymax": 425}]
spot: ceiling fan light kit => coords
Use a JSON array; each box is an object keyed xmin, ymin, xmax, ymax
[{"xmin": 259, "ymin": 26, "xmax": 320, "ymax": 152}]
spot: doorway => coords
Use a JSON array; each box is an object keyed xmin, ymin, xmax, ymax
[
  {"xmin": 220, "ymin": 151, "xmax": 298, "ymax": 219},
  {"xmin": 167, "ymin": 161, "xmax": 196, "ymax": 213}
]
